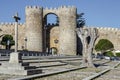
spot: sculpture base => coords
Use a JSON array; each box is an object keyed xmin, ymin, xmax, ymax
[
  {"xmin": 9, "ymin": 52, "xmax": 22, "ymax": 63},
  {"xmin": 0, "ymin": 62, "xmax": 42, "ymax": 75},
  {"xmin": 0, "ymin": 52, "xmax": 42, "ymax": 75}
]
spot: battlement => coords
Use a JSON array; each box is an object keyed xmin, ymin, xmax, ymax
[
  {"xmin": 0, "ymin": 22, "xmax": 24, "ymax": 26},
  {"xmin": 96, "ymin": 27, "xmax": 119, "ymax": 31},
  {"xmin": 44, "ymin": 5, "xmax": 76, "ymax": 11},
  {"xmin": 44, "ymin": 7, "xmax": 58, "ymax": 10},
  {"xmin": 59, "ymin": 5, "xmax": 76, "ymax": 9},
  {"xmin": 26, "ymin": 6, "xmax": 43, "ymax": 9}
]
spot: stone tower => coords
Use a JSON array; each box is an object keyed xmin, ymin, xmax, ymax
[
  {"xmin": 58, "ymin": 6, "xmax": 77, "ymax": 55},
  {"xmin": 25, "ymin": 6, "xmax": 43, "ymax": 51}
]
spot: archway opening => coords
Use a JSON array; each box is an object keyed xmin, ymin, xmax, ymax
[
  {"xmin": 1, "ymin": 34, "xmax": 15, "ymax": 50},
  {"xmin": 46, "ymin": 14, "xmax": 59, "ymax": 26},
  {"xmin": 43, "ymin": 13, "xmax": 59, "ymax": 53}
]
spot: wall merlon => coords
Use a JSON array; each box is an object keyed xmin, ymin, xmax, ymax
[
  {"xmin": 18, "ymin": 23, "xmax": 24, "ymax": 25},
  {"xmin": 0, "ymin": 22, "xmax": 5, "ymax": 25},
  {"xmin": 94, "ymin": 27, "xmax": 120, "ymax": 31},
  {"xmin": 26, "ymin": 6, "xmax": 32, "ymax": 9},
  {"xmin": 54, "ymin": 7, "xmax": 57, "ymax": 10},
  {"xmin": 33, "ymin": 6, "xmax": 42, "ymax": 9},
  {"xmin": 0, "ymin": 22, "xmax": 24, "ymax": 26},
  {"xmin": 49, "ymin": 7, "xmax": 53, "ymax": 10},
  {"xmin": 26, "ymin": 6, "xmax": 42, "ymax": 9},
  {"xmin": 45, "ymin": 7, "xmax": 48, "ymax": 10},
  {"xmin": 61, "ymin": 5, "xmax": 76, "ymax": 9},
  {"xmin": 0, "ymin": 22, "xmax": 12, "ymax": 25},
  {"xmin": 100, "ymin": 27, "xmax": 103, "ymax": 29}
]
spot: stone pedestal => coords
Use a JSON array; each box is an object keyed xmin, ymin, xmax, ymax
[
  {"xmin": 0, "ymin": 52, "xmax": 42, "ymax": 75},
  {"xmin": 9, "ymin": 52, "xmax": 22, "ymax": 63}
]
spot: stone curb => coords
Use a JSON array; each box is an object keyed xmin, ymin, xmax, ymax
[
  {"xmin": 8, "ymin": 66, "xmax": 86, "ymax": 80},
  {"xmin": 82, "ymin": 61, "xmax": 120, "ymax": 80},
  {"xmin": 112, "ymin": 61, "xmax": 120, "ymax": 68},
  {"xmin": 36, "ymin": 63, "xmax": 68, "ymax": 68},
  {"xmin": 82, "ymin": 68, "xmax": 110, "ymax": 80}
]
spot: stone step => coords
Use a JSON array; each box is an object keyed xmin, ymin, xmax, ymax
[
  {"xmin": 8, "ymin": 66, "xmax": 86, "ymax": 80},
  {"xmin": 0, "ymin": 62, "xmax": 42, "ymax": 75},
  {"xmin": 0, "ymin": 68, "xmax": 42, "ymax": 75},
  {"xmin": 1, "ymin": 62, "xmax": 29, "ymax": 67},
  {"xmin": 0, "ymin": 65, "xmax": 36, "ymax": 71},
  {"xmin": 27, "ymin": 69, "xmax": 42, "ymax": 75},
  {"xmin": 24, "ymin": 66, "xmax": 36, "ymax": 70},
  {"xmin": 39, "ymin": 63, "xmax": 67, "ymax": 68}
]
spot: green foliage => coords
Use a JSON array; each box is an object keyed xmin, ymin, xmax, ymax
[
  {"xmin": 95, "ymin": 39, "xmax": 114, "ymax": 52},
  {"xmin": 104, "ymin": 51, "xmax": 114, "ymax": 57},
  {"xmin": 1, "ymin": 34, "xmax": 15, "ymax": 49},
  {"xmin": 116, "ymin": 53, "xmax": 120, "ymax": 57},
  {"xmin": 51, "ymin": 47, "xmax": 58, "ymax": 54},
  {"xmin": 77, "ymin": 13, "xmax": 85, "ymax": 28}
]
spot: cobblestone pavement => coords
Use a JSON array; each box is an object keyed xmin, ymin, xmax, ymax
[
  {"xmin": 34, "ymin": 60, "xmax": 117, "ymax": 80},
  {"xmin": 95, "ymin": 68, "xmax": 120, "ymax": 80},
  {"xmin": 95, "ymin": 62, "xmax": 120, "ymax": 80},
  {"xmin": 0, "ymin": 74, "xmax": 24, "ymax": 80},
  {"xmin": 34, "ymin": 68, "xmax": 102, "ymax": 80},
  {"xmin": 0, "ymin": 56, "xmax": 119, "ymax": 80}
]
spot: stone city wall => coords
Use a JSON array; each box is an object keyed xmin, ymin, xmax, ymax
[{"xmin": 0, "ymin": 23, "xmax": 25, "ymax": 50}]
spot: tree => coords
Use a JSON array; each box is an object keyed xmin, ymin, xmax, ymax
[
  {"xmin": 77, "ymin": 13, "xmax": 85, "ymax": 28},
  {"xmin": 104, "ymin": 51, "xmax": 114, "ymax": 57},
  {"xmin": 95, "ymin": 39, "xmax": 114, "ymax": 53},
  {"xmin": 76, "ymin": 13, "xmax": 85, "ymax": 55},
  {"xmin": 76, "ymin": 27, "xmax": 99, "ymax": 67},
  {"xmin": 1, "ymin": 34, "xmax": 15, "ymax": 49}
]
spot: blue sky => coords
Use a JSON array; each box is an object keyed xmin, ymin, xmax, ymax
[{"xmin": 0, "ymin": 0, "xmax": 120, "ymax": 28}]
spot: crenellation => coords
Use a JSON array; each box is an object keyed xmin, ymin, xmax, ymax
[
  {"xmin": 44, "ymin": 7, "xmax": 48, "ymax": 10},
  {"xmin": 33, "ymin": 6, "xmax": 38, "ymax": 9},
  {"xmin": 111, "ymin": 28, "xmax": 114, "ymax": 31},
  {"xmin": 49, "ymin": 7, "xmax": 52, "ymax": 10},
  {"xmin": 94, "ymin": 27, "xmax": 120, "ymax": 32},
  {"xmin": 18, "ymin": 23, "xmax": 24, "ymax": 26},
  {"xmin": 5, "ymin": 22, "xmax": 8, "ymax": 25},
  {"xmin": 0, "ymin": 22, "xmax": 4, "ymax": 25},
  {"xmin": 26, "ymin": 6, "xmax": 32, "ymax": 9},
  {"xmin": 62, "ymin": 5, "xmax": 67, "ymax": 8},
  {"xmin": 26, "ymin": 6, "xmax": 42, "ymax": 10},
  {"xmin": 60, "ymin": 5, "xmax": 71, "ymax": 9},
  {"xmin": 33, "ymin": 6, "xmax": 42, "ymax": 9},
  {"xmin": 107, "ymin": 27, "xmax": 111, "ymax": 30},
  {"xmin": 67, "ymin": 5, "xmax": 71, "ymax": 8},
  {"xmin": 0, "ymin": 22, "xmax": 24, "ymax": 28},
  {"xmin": 100, "ymin": 27, "xmax": 103, "ymax": 29},
  {"xmin": 115, "ymin": 28, "xmax": 119, "ymax": 31},
  {"xmin": 53, "ymin": 7, "xmax": 57, "ymax": 10},
  {"xmin": 8, "ymin": 22, "xmax": 12, "ymax": 25}
]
